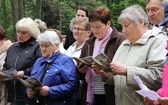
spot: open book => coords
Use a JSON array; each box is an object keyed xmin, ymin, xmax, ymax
[
  {"xmin": 18, "ymin": 77, "xmax": 43, "ymax": 91},
  {"xmin": 73, "ymin": 53, "xmax": 112, "ymax": 72},
  {"xmin": 73, "ymin": 56, "xmax": 93, "ymax": 66},
  {"xmin": 0, "ymin": 68, "xmax": 18, "ymax": 80}
]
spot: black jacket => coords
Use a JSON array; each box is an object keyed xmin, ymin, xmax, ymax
[
  {"xmin": 3, "ymin": 38, "xmax": 42, "ymax": 103},
  {"xmin": 64, "ymin": 28, "xmax": 76, "ymax": 50}
]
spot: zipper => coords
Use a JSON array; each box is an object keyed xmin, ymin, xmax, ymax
[{"xmin": 14, "ymin": 53, "xmax": 20, "ymax": 102}]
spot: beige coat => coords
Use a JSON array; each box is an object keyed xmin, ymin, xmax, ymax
[
  {"xmin": 105, "ymin": 27, "xmax": 168, "ymax": 105},
  {"xmin": 0, "ymin": 40, "xmax": 12, "ymax": 105}
]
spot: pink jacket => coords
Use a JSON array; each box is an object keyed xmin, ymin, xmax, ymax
[{"xmin": 157, "ymin": 40, "xmax": 168, "ymax": 97}]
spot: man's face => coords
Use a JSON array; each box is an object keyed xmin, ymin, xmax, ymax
[
  {"xmin": 146, "ymin": 0, "xmax": 164, "ymax": 25},
  {"xmin": 75, "ymin": 10, "xmax": 87, "ymax": 18}
]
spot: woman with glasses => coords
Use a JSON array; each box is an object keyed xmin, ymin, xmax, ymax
[
  {"xmin": 65, "ymin": 17, "xmax": 91, "ymax": 58},
  {"xmin": 65, "ymin": 17, "xmax": 91, "ymax": 105},
  {"xmin": 76, "ymin": 6, "xmax": 126, "ymax": 105},
  {"xmin": 2, "ymin": 17, "xmax": 42, "ymax": 105}
]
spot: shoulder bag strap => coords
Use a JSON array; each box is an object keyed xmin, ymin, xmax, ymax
[{"xmin": 40, "ymin": 53, "xmax": 61, "ymax": 82}]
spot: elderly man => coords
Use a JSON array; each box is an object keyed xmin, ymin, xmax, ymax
[{"xmin": 146, "ymin": 0, "xmax": 168, "ymax": 26}]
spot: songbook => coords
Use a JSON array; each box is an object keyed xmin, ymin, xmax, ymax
[
  {"xmin": 73, "ymin": 53, "xmax": 112, "ymax": 72},
  {"xmin": 73, "ymin": 56, "xmax": 93, "ymax": 66},
  {"xmin": 18, "ymin": 77, "xmax": 43, "ymax": 91},
  {"xmin": 0, "ymin": 68, "xmax": 18, "ymax": 80}
]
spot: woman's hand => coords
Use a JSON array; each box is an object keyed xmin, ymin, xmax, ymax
[
  {"xmin": 12, "ymin": 71, "xmax": 24, "ymax": 78},
  {"xmin": 27, "ymin": 89, "xmax": 36, "ymax": 99},
  {"xmin": 91, "ymin": 62, "xmax": 109, "ymax": 78},
  {"xmin": 158, "ymin": 97, "xmax": 168, "ymax": 105},
  {"xmin": 144, "ymin": 97, "xmax": 160, "ymax": 105},
  {"xmin": 37, "ymin": 86, "xmax": 49, "ymax": 96},
  {"xmin": 77, "ymin": 61, "xmax": 89, "ymax": 73},
  {"xmin": 110, "ymin": 62, "xmax": 127, "ymax": 75},
  {"xmin": 91, "ymin": 62, "xmax": 101, "ymax": 74}
]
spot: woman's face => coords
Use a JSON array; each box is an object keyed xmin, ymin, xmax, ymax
[
  {"xmin": 90, "ymin": 20, "xmax": 110, "ymax": 39},
  {"xmin": 40, "ymin": 42, "xmax": 56, "ymax": 58},
  {"xmin": 17, "ymin": 29, "xmax": 32, "ymax": 43},
  {"xmin": 72, "ymin": 22, "xmax": 90, "ymax": 43},
  {"xmin": 120, "ymin": 19, "xmax": 142, "ymax": 43}
]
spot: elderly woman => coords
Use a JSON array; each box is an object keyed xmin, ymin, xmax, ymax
[
  {"xmin": 26, "ymin": 31, "xmax": 79, "ymax": 105},
  {"xmin": 65, "ymin": 17, "xmax": 91, "ymax": 105},
  {"xmin": 2, "ymin": 17, "xmax": 42, "ymax": 105},
  {"xmin": 0, "ymin": 27, "xmax": 12, "ymax": 105},
  {"xmin": 101, "ymin": 5, "xmax": 167, "ymax": 105},
  {"xmin": 76, "ymin": 6, "xmax": 126, "ymax": 105},
  {"xmin": 66, "ymin": 17, "xmax": 91, "ymax": 58}
]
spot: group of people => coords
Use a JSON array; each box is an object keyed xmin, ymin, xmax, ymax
[{"xmin": 0, "ymin": 0, "xmax": 168, "ymax": 105}]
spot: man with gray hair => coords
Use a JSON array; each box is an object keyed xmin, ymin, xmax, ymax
[{"xmin": 146, "ymin": 0, "xmax": 168, "ymax": 26}]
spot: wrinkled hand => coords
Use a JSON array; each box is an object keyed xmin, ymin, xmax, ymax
[
  {"xmin": 77, "ymin": 62, "xmax": 89, "ymax": 73},
  {"xmin": 27, "ymin": 89, "xmax": 36, "ymax": 99},
  {"xmin": 36, "ymin": 86, "xmax": 49, "ymax": 96},
  {"xmin": 12, "ymin": 71, "xmax": 24, "ymax": 78},
  {"xmin": 144, "ymin": 97, "xmax": 160, "ymax": 105},
  {"xmin": 110, "ymin": 62, "xmax": 127, "ymax": 75},
  {"xmin": 91, "ymin": 62, "xmax": 102, "ymax": 74},
  {"xmin": 158, "ymin": 97, "xmax": 168, "ymax": 105}
]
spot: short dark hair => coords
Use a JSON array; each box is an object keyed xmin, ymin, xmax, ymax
[
  {"xmin": 0, "ymin": 26, "xmax": 6, "ymax": 40},
  {"xmin": 89, "ymin": 6, "xmax": 111, "ymax": 25},
  {"xmin": 77, "ymin": 6, "xmax": 89, "ymax": 17}
]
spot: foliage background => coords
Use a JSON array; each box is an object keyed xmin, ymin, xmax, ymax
[{"xmin": 0, "ymin": 0, "xmax": 146, "ymax": 41}]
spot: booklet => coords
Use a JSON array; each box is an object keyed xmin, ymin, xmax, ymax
[
  {"xmin": 134, "ymin": 76, "xmax": 161, "ymax": 101},
  {"xmin": 0, "ymin": 68, "xmax": 18, "ymax": 80},
  {"xmin": 73, "ymin": 53, "xmax": 112, "ymax": 72},
  {"xmin": 18, "ymin": 77, "xmax": 43, "ymax": 91},
  {"xmin": 93, "ymin": 53, "xmax": 111, "ymax": 72},
  {"xmin": 73, "ymin": 56, "xmax": 93, "ymax": 66}
]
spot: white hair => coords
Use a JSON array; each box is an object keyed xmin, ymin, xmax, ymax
[
  {"xmin": 118, "ymin": 5, "xmax": 149, "ymax": 25},
  {"xmin": 38, "ymin": 31, "xmax": 60, "ymax": 45}
]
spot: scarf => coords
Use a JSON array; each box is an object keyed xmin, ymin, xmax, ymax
[{"xmin": 85, "ymin": 27, "xmax": 112, "ymax": 105}]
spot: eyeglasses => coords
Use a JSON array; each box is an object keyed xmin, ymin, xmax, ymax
[
  {"xmin": 17, "ymin": 30, "xmax": 27, "ymax": 35},
  {"xmin": 72, "ymin": 27, "xmax": 86, "ymax": 32}
]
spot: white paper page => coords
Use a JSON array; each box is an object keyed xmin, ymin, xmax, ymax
[
  {"xmin": 134, "ymin": 76, "xmax": 149, "ymax": 90},
  {"xmin": 136, "ymin": 90, "xmax": 161, "ymax": 101}
]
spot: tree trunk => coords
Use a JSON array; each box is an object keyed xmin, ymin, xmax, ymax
[
  {"xmin": 18, "ymin": 0, "xmax": 24, "ymax": 19},
  {"xmin": 2, "ymin": 0, "xmax": 7, "ymax": 30},
  {"xmin": 35, "ymin": 0, "xmax": 42, "ymax": 19},
  {"xmin": 11, "ymin": 0, "xmax": 19, "ymax": 41}
]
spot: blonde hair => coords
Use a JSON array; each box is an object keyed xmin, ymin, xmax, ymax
[{"xmin": 16, "ymin": 17, "xmax": 40, "ymax": 39}]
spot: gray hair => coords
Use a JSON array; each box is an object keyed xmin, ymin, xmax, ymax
[
  {"xmin": 118, "ymin": 5, "xmax": 149, "ymax": 25},
  {"xmin": 16, "ymin": 17, "xmax": 40, "ymax": 39},
  {"xmin": 38, "ymin": 31, "xmax": 60, "ymax": 46},
  {"xmin": 34, "ymin": 19, "xmax": 47, "ymax": 33},
  {"xmin": 146, "ymin": 0, "xmax": 168, "ymax": 6},
  {"xmin": 70, "ymin": 17, "xmax": 91, "ymax": 31}
]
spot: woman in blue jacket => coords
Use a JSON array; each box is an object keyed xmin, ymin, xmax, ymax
[{"xmin": 26, "ymin": 31, "xmax": 79, "ymax": 105}]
